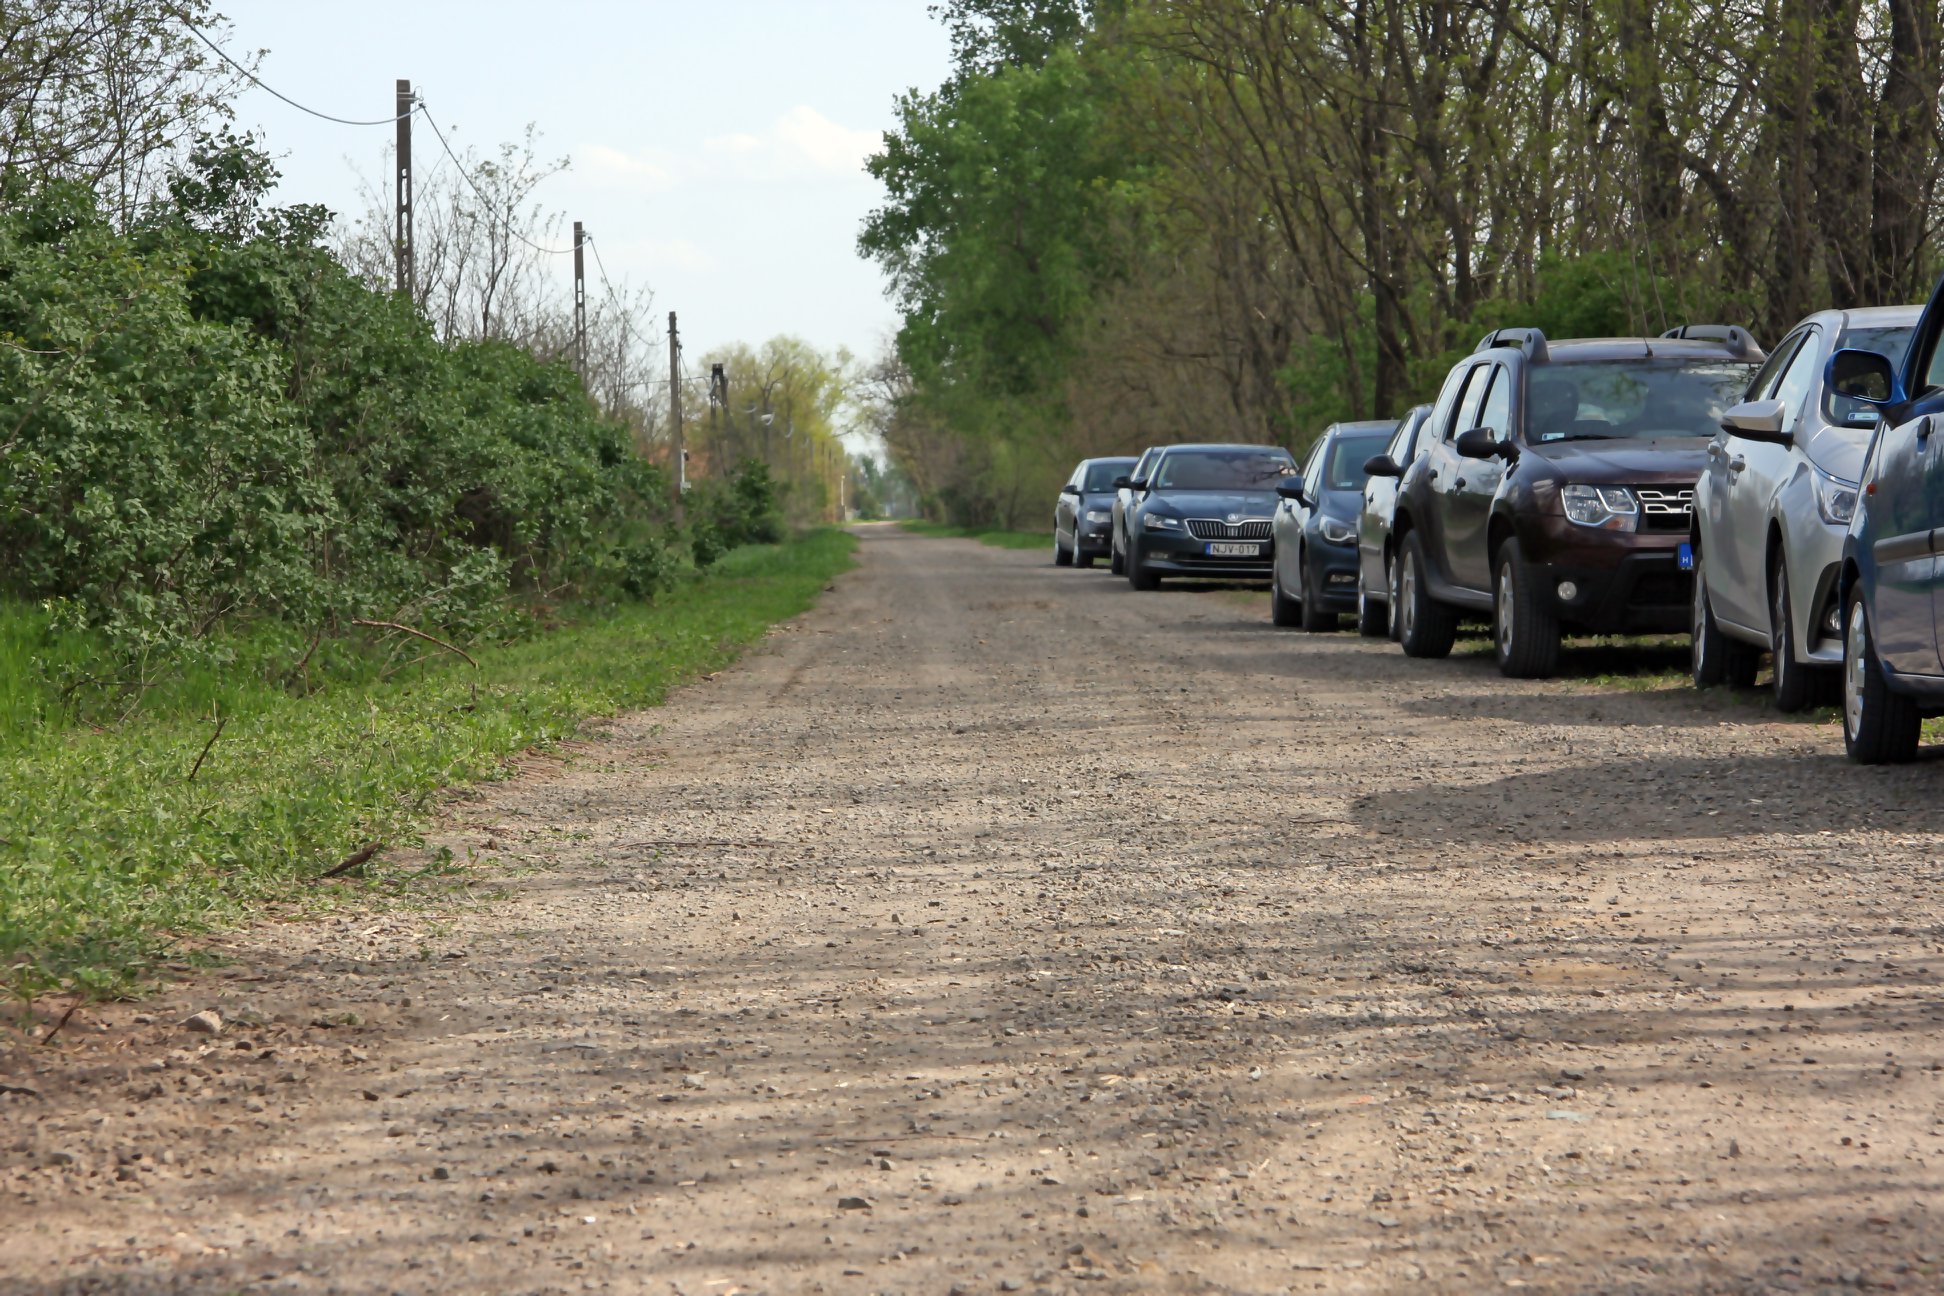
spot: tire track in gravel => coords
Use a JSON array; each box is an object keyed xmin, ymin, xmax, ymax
[{"xmin": 7, "ymin": 525, "xmax": 1944, "ymax": 1295}]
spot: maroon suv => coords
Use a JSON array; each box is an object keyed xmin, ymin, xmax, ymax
[{"xmin": 1378, "ymin": 326, "xmax": 1763, "ymax": 678}]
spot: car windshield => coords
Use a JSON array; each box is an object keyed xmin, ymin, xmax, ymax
[
  {"xmin": 1083, "ymin": 462, "xmax": 1131, "ymax": 492},
  {"xmin": 1152, "ymin": 449, "xmax": 1292, "ymax": 489},
  {"xmin": 1325, "ymin": 433, "xmax": 1393, "ymax": 490},
  {"xmin": 1829, "ymin": 325, "xmax": 1917, "ymax": 425},
  {"xmin": 1526, "ymin": 361, "xmax": 1758, "ymax": 442}
]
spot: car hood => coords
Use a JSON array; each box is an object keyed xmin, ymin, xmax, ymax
[
  {"xmin": 1146, "ymin": 489, "xmax": 1280, "ymax": 518},
  {"xmin": 1800, "ymin": 420, "xmax": 1873, "ymax": 484},
  {"xmin": 1079, "ymin": 491, "xmax": 1119, "ymax": 509},
  {"xmin": 1521, "ymin": 437, "xmax": 1710, "ymax": 483},
  {"xmin": 1317, "ymin": 486, "xmax": 1362, "ymax": 522}
]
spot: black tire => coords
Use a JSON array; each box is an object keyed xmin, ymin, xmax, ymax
[
  {"xmin": 1691, "ymin": 550, "xmax": 1758, "ymax": 688},
  {"xmin": 1075, "ymin": 550, "xmax": 1094, "ymax": 569},
  {"xmin": 1299, "ymin": 550, "xmax": 1338, "ymax": 632},
  {"xmin": 1396, "ymin": 531, "xmax": 1457, "ymax": 659},
  {"xmin": 1768, "ymin": 552, "xmax": 1816, "ymax": 713},
  {"xmin": 1493, "ymin": 544, "xmax": 1561, "ymax": 679},
  {"xmin": 1355, "ymin": 581, "xmax": 1387, "ymax": 637},
  {"xmin": 1109, "ymin": 527, "xmax": 1125, "ymax": 576},
  {"xmin": 1270, "ymin": 562, "xmax": 1301, "ymax": 627},
  {"xmin": 1054, "ymin": 530, "xmax": 1073, "ymax": 567},
  {"xmin": 1385, "ymin": 550, "xmax": 1403, "ymax": 641},
  {"xmin": 1127, "ymin": 537, "xmax": 1160, "ymax": 591},
  {"xmin": 1842, "ymin": 587, "xmax": 1921, "ymax": 764}
]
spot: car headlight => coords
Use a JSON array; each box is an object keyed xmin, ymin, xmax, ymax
[
  {"xmin": 1085, "ymin": 509, "xmax": 1110, "ymax": 524},
  {"xmin": 1811, "ymin": 465, "xmax": 1858, "ymax": 526},
  {"xmin": 1318, "ymin": 517, "xmax": 1357, "ymax": 546},
  {"xmin": 1561, "ymin": 484, "xmax": 1638, "ymax": 531},
  {"xmin": 1143, "ymin": 513, "xmax": 1181, "ymax": 531}
]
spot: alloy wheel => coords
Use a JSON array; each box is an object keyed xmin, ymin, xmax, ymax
[
  {"xmin": 1495, "ymin": 558, "xmax": 1515, "ymax": 661},
  {"xmin": 1845, "ymin": 602, "xmax": 1868, "ymax": 743}
]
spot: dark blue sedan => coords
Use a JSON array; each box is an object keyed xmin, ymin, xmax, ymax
[{"xmin": 1270, "ymin": 420, "xmax": 1398, "ymax": 632}]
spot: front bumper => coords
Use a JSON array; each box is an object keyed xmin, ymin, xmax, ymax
[
  {"xmin": 1521, "ymin": 517, "xmax": 1691, "ymax": 634},
  {"xmin": 1136, "ymin": 528, "xmax": 1274, "ymax": 579},
  {"xmin": 1308, "ymin": 538, "xmax": 1361, "ymax": 611},
  {"xmin": 1785, "ymin": 519, "xmax": 1846, "ymax": 666},
  {"xmin": 1076, "ymin": 521, "xmax": 1114, "ymax": 557}
]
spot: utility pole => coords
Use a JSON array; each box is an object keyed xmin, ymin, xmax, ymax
[
  {"xmin": 709, "ymin": 363, "xmax": 728, "ymax": 464},
  {"xmin": 668, "ymin": 311, "xmax": 685, "ymax": 515},
  {"xmin": 572, "ymin": 222, "xmax": 587, "ymax": 381},
  {"xmin": 394, "ymin": 79, "xmax": 414, "ymax": 299}
]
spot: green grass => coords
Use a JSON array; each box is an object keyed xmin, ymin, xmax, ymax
[
  {"xmin": 0, "ymin": 530, "xmax": 857, "ymax": 1002},
  {"xmin": 896, "ymin": 518, "xmax": 1050, "ymax": 551}
]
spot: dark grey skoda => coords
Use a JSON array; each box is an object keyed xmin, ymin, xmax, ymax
[{"xmin": 1123, "ymin": 443, "xmax": 1297, "ymax": 590}]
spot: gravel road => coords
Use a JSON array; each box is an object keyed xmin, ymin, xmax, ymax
[{"xmin": 7, "ymin": 525, "xmax": 1944, "ymax": 1295}]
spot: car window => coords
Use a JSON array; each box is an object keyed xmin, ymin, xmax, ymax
[
  {"xmin": 1301, "ymin": 442, "xmax": 1326, "ymax": 497},
  {"xmin": 1326, "ymin": 433, "xmax": 1393, "ymax": 490},
  {"xmin": 1426, "ymin": 367, "xmax": 1472, "ymax": 443},
  {"xmin": 1748, "ymin": 331, "xmax": 1806, "ymax": 401},
  {"xmin": 1152, "ymin": 449, "xmax": 1293, "ymax": 490},
  {"xmin": 1449, "ymin": 366, "xmax": 1489, "ymax": 439},
  {"xmin": 1830, "ymin": 324, "xmax": 1918, "ymax": 424},
  {"xmin": 1922, "ymin": 325, "xmax": 1944, "ymax": 396},
  {"xmin": 1082, "ymin": 462, "xmax": 1127, "ymax": 492},
  {"xmin": 1478, "ymin": 366, "xmax": 1511, "ymax": 436},
  {"xmin": 1527, "ymin": 360, "xmax": 1757, "ymax": 441},
  {"xmin": 1768, "ymin": 328, "xmax": 1822, "ymax": 423},
  {"xmin": 1130, "ymin": 448, "xmax": 1158, "ymax": 483}
]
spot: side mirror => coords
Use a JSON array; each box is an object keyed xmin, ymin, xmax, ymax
[
  {"xmin": 1454, "ymin": 426, "xmax": 1512, "ymax": 460},
  {"xmin": 1719, "ymin": 398, "xmax": 1790, "ymax": 445},
  {"xmin": 1826, "ymin": 348, "xmax": 1901, "ymax": 406},
  {"xmin": 1112, "ymin": 475, "xmax": 1131, "ymax": 490},
  {"xmin": 1129, "ymin": 477, "xmax": 1150, "ymax": 492},
  {"xmin": 1275, "ymin": 481, "xmax": 1307, "ymax": 503},
  {"xmin": 1060, "ymin": 484, "xmax": 1081, "ymax": 496},
  {"xmin": 1362, "ymin": 454, "xmax": 1402, "ymax": 478}
]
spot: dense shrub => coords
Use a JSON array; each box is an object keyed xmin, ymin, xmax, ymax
[
  {"xmin": 0, "ymin": 144, "xmax": 676, "ymax": 685},
  {"xmin": 687, "ymin": 459, "xmax": 786, "ymax": 568}
]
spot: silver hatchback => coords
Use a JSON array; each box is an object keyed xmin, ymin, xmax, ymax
[{"xmin": 1691, "ymin": 306, "xmax": 1919, "ymax": 709}]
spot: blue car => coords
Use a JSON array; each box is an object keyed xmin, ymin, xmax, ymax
[
  {"xmin": 1271, "ymin": 420, "xmax": 1399, "ymax": 633},
  {"xmin": 1829, "ymin": 270, "xmax": 1944, "ymax": 762}
]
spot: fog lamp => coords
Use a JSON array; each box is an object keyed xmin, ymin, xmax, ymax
[{"xmin": 1556, "ymin": 581, "xmax": 1579, "ymax": 601}]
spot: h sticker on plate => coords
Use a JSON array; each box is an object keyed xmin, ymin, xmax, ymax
[{"xmin": 1677, "ymin": 541, "xmax": 1694, "ymax": 571}]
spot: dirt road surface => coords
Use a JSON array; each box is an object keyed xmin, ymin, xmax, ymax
[{"xmin": 7, "ymin": 526, "xmax": 1944, "ymax": 1295}]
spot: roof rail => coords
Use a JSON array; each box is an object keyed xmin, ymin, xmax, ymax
[
  {"xmin": 1658, "ymin": 324, "xmax": 1764, "ymax": 358},
  {"xmin": 1474, "ymin": 327, "xmax": 1549, "ymax": 361}
]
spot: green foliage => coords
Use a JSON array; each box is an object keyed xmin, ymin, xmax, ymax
[
  {"xmin": 0, "ymin": 530, "xmax": 857, "ymax": 1000},
  {"xmin": 686, "ymin": 459, "xmax": 786, "ymax": 569},
  {"xmin": 0, "ymin": 141, "xmax": 673, "ymax": 689}
]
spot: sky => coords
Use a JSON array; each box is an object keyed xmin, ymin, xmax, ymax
[{"xmin": 213, "ymin": 0, "xmax": 954, "ymax": 365}]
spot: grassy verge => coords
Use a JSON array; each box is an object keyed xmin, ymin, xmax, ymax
[
  {"xmin": 896, "ymin": 519, "xmax": 1050, "ymax": 551},
  {"xmin": 0, "ymin": 530, "xmax": 857, "ymax": 1002}
]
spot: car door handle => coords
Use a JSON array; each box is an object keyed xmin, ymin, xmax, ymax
[
  {"xmin": 1707, "ymin": 441, "xmax": 1724, "ymax": 458},
  {"xmin": 1454, "ymin": 477, "xmax": 1467, "ymax": 489},
  {"xmin": 1918, "ymin": 417, "xmax": 1932, "ymax": 444},
  {"xmin": 1728, "ymin": 456, "xmax": 1746, "ymax": 473}
]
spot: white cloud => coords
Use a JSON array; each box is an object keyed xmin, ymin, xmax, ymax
[
  {"xmin": 576, "ymin": 143, "xmax": 677, "ymax": 194},
  {"xmin": 702, "ymin": 105, "xmax": 882, "ymax": 181}
]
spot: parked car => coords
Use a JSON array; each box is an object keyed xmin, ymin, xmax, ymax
[
  {"xmin": 1690, "ymin": 307, "xmax": 1919, "ymax": 709},
  {"xmin": 1109, "ymin": 446, "xmax": 1161, "ymax": 575},
  {"xmin": 1356, "ymin": 403, "xmax": 1434, "ymax": 639},
  {"xmin": 1054, "ymin": 456, "xmax": 1139, "ymax": 569},
  {"xmin": 1271, "ymin": 420, "xmax": 1398, "ymax": 632},
  {"xmin": 1822, "ymin": 271, "xmax": 1944, "ymax": 761},
  {"xmin": 1123, "ymin": 443, "xmax": 1297, "ymax": 590},
  {"xmin": 1391, "ymin": 325, "xmax": 1763, "ymax": 677}
]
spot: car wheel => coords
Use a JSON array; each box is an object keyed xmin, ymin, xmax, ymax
[
  {"xmin": 1355, "ymin": 582, "xmax": 1387, "ymax": 637},
  {"xmin": 1075, "ymin": 547, "xmax": 1094, "ymax": 569},
  {"xmin": 1299, "ymin": 548, "xmax": 1338, "ymax": 632},
  {"xmin": 1842, "ymin": 587, "xmax": 1921, "ymax": 764},
  {"xmin": 1270, "ymin": 561, "xmax": 1301, "ymax": 627},
  {"xmin": 1128, "ymin": 537, "xmax": 1160, "ymax": 591},
  {"xmin": 1385, "ymin": 551, "xmax": 1403, "ymax": 641},
  {"xmin": 1109, "ymin": 527, "xmax": 1125, "ymax": 576},
  {"xmin": 1053, "ymin": 528, "xmax": 1073, "ymax": 567},
  {"xmin": 1768, "ymin": 552, "xmax": 1816, "ymax": 713},
  {"xmin": 1397, "ymin": 531, "xmax": 1457, "ymax": 659},
  {"xmin": 1691, "ymin": 550, "xmax": 1758, "ymax": 688},
  {"xmin": 1493, "ymin": 545, "xmax": 1560, "ymax": 679}
]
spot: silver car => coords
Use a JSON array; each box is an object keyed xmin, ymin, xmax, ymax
[{"xmin": 1691, "ymin": 306, "xmax": 1920, "ymax": 710}]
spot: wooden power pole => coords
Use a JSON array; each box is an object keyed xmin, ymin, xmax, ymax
[
  {"xmin": 394, "ymin": 79, "xmax": 414, "ymax": 298},
  {"xmin": 572, "ymin": 221, "xmax": 586, "ymax": 381},
  {"xmin": 668, "ymin": 311, "xmax": 685, "ymax": 516}
]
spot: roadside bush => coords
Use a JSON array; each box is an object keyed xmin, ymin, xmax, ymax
[{"xmin": 687, "ymin": 459, "xmax": 786, "ymax": 568}]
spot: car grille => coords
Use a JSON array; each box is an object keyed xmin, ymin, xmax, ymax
[
  {"xmin": 1633, "ymin": 486, "xmax": 1693, "ymax": 533},
  {"xmin": 1185, "ymin": 518, "xmax": 1272, "ymax": 540}
]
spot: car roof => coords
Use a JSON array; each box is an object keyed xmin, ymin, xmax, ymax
[
  {"xmin": 1825, "ymin": 304, "xmax": 1924, "ymax": 332},
  {"xmin": 1520, "ymin": 337, "xmax": 1763, "ymax": 364},
  {"xmin": 1155, "ymin": 442, "xmax": 1293, "ymax": 454},
  {"xmin": 1323, "ymin": 419, "xmax": 1399, "ymax": 437},
  {"xmin": 1078, "ymin": 455, "xmax": 1138, "ymax": 467}
]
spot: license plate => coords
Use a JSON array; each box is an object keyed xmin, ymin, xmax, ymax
[
  {"xmin": 1677, "ymin": 541, "xmax": 1694, "ymax": 571},
  {"xmin": 1206, "ymin": 542, "xmax": 1262, "ymax": 557},
  {"xmin": 1326, "ymin": 572, "xmax": 1356, "ymax": 586}
]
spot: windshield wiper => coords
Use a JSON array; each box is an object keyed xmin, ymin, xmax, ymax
[{"xmin": 1549, "ymin": 432, "xmax": 1621, "ymax": 442}]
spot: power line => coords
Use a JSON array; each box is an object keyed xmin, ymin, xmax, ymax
[
  {"xmin": 417, "ymin": 102, "xmax": 576, "ymax": 256},
  {"xmin": 185, "ymin": 24, "xmax": 411, "ymax": 127}
]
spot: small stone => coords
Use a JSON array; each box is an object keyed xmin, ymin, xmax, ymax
[
  {"xmin": 45, "ymin": 1149, "xmax": 77, "ymax": 1167},
  {"xmin": 433, "ymin": 1166, "xmax": 451, "ymax": 1180},
  {"xmin": 182, "ymin": 1010, "xmax": 223, "ymax": 1035},
  {"xmin": 837, "ymin": 1196, "xmax": 872, "ymax": 1211},
  {"xmin": 999, "ymin": 1282, "xmax": 1023, "ymax": 1293},
  {"xmin": 876, "ymin": 1157, "xmax": 894, "ymax": 1170}
]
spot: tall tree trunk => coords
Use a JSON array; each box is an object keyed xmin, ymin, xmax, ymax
[{"xmin": 1865, "ymin": 0, "xmax": 1942, "ymax": 303}]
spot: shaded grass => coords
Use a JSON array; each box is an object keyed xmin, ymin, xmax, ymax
[
  {"xmin": 896, "ymin": 519, "xmax": 1049, "ymax": 551},
  {"xmin": 0, "ymin": 531, "xmax": 857, "ymax": 1000}
]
